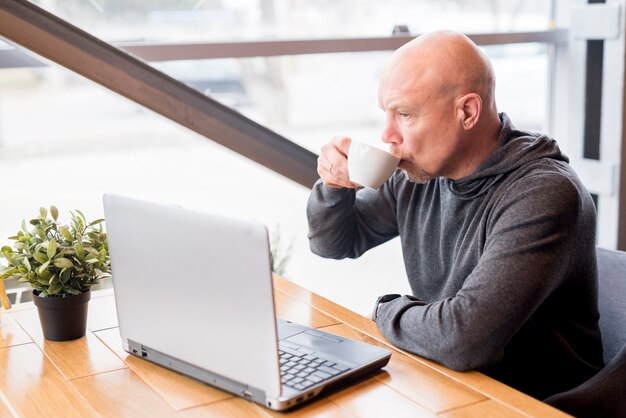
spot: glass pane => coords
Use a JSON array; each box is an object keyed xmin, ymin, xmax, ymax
[
  {"xmin": 2, "ymin": 0, "xmax": 551, "ymax": 312},
  {"xmin": 29, "ymin": 0, "xmax": 553, "ymax": 43},
  {"xmin": 153, "ymin": 44, "xmax": 547, "ymax": 156},
  {"xmin": 0, "ymin": 60, "xmax": 317, "ymax": 304},
  {"xmin": 0, "ymin": 38, "xmax": 548, "ymax": 312},
  {"xmin": 488, "ymin": 43, "xmax": 548, "ymax": 131}
]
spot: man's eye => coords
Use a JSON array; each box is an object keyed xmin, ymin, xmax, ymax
[{"xmin": 399, "ymin": 113, "xmax": 410, "ymax": 118}]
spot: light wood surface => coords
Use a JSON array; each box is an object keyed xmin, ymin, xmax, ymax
[
  {"xmin": 0, "ymin": 343, "xmax": 98, "ymax": 417},
  {"xmin": 180, "ymin": 398, "xmax": 270, "ymax": 418},
  {"xmin": 71, "ymin": 368, "xmax": 181, "ymax": 418},
  {"xmin": 0, "ymin": 313, "xmax": 31, "ymax": 349},
  {"xmin": 0, "ymin": 396, "xmax": 13, "ymax": 418},
  {"xmin": 9, "ymin": 308, "xmax": 126, "ymax": 381},
  {"xmin": 95, "ymin": 327, "xmax": 232, "ymax": 411},
  {"xmin": 0, "ymin": 276, "xmax": 570, "ymax": 417},
  {"xmin": 440, "ymin": 399, "xmax": 528, "ymax": 418},
  {"xmin": 323, "ymin": 323, "xmax": 485, "ymax": 413},
  {"xmin": 274, "ymin": 275, "xmax": 571, "ymax": 418}
]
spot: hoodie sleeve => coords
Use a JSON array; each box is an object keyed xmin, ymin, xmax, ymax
[
  {"xmin": 306, "ymin": 178, "xmax": 399, "ymax": 259},
  {"xmin": 374, "ymin": 172, "xmax": 586, "ymax": 371}
]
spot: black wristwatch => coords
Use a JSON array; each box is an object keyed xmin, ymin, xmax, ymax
[{"xmin": 372, "ymin": 294, "xmax": 401, "ymax": 321}]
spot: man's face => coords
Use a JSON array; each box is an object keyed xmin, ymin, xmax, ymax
[{"xmin": 377, "ymin": 67, "xmax": 463, "ymax": 183}]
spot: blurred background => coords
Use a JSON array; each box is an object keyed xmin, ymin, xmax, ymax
[{"xmin": 1, "ymin": 0, "xmax": 611, "ymax": 314}]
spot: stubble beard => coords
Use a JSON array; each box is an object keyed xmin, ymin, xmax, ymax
[
  {"xmin": 399, "ymin": 158, "xmax": 434, "ymax": 184},
  {"xmin": 402, "ymin": 169, "xmax": 432, "ymax": 184}
]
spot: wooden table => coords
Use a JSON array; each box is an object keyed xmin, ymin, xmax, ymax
[{"xmin": 0, "ymin": 275, "xmax": 569, "ymax": 417}]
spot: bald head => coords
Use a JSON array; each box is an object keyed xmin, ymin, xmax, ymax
[
  {"xmin": 381, "ymin": 30, "xmax": 497, "ymax": 115},
  {"xmin": 377, "ymin": 30, "xmax": 502, "ymax": 181}
]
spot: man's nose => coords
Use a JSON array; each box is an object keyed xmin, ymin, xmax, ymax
[{"xmin": 381, "ymin": 115, "xmax": 402, "ymax": 145}]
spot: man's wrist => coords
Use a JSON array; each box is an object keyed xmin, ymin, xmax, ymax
[{"xmin": 372, "ymin": 294, "xmax": 401, "ymax": 321}]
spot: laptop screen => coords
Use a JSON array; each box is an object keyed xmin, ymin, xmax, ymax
[{"xmin": 103, "ymin": 194, "xmax": 281, "ymax": 398}]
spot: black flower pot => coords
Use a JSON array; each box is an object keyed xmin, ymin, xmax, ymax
[{"xmin": 32, "ymin": 289, "xmax": 91, "ymax": 341}]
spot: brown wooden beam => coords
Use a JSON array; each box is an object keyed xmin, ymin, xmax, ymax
[
  {"xmin": 0, "ymin": 0, "xmax": 319, "ymax": 188},
  {"xmin": 2, "ymin": 29, "xmax": 568, "ymax": 67},
  {"xmin": 117, "ymin": 30, "xmax": 568, "ymax": 61}
]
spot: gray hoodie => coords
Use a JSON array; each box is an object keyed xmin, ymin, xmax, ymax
[{"xmin": 307, "ymin": 113, "xmax": 603, "ymax": 399}]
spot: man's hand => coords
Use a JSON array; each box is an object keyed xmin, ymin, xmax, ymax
[{"xmin": 317, "ymin": 135, "xmax": 361, "ymax": 189}]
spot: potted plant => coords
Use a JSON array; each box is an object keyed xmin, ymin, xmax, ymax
[{"xmin": 0, "ymin": 206, "xmax": 111, "ymax": 341}]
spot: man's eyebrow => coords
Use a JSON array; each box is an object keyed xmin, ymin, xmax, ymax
[
  {"xmin": 378, "ymin": 94, "xmax": 416, "ymax": 111},
  {"xmin": 386, "ymin": 101, "xmax": 414, "ymax": 112}
]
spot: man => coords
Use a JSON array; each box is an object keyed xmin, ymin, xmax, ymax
[{"xmin": 306, "ymin": 30, "xmax": 603, "ymax": 400}]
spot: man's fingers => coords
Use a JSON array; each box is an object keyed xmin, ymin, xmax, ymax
[{"xmin": 317, "ymin": 135, "xmax": 356, "ymax": 188}]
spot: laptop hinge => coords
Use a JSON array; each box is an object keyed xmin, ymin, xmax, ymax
[{"xmin": 127, "ymin": 339, "xmax": 267, "ymax": 405}]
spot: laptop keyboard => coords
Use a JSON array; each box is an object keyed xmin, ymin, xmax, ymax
[{"xmin": 278, "ymin": 342, "xmax": 351, "ymax": 391}]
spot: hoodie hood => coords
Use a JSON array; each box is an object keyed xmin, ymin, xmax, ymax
[{"xmin": 446, "ymin": 113, "xmax": 569, "ymax": 198}]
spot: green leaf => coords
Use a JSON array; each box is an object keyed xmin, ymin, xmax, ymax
[
  {"xmin": 39, "ymin": 269, "xmax": 52, "ymax": 280},
  {"xmin": 23, "ymin": 257, "xmax": 31, "ymax": 272},
  {"xmin": 40, "ymin": 207, "xmax": 47, "ymax": 219},
  {"xmin": 50, "ymin": 205, "xmax": 59, "ymax": 221},
  {"xmin": 58, "ymin": 226, "xmax": 72, "ymax": 242},
  {"xmin": 0, "ymin": 268, "xmax": 18, "ymax": 280},
  {"xmin": 87, "ymin": 219, "xmax": 105, "ymax": 228},
  {"xmin": 38, "ymin": 275, "xmax": 50, "ymax": 285},
  {"xmin": 71, "ymin": 211, "xmax": 85, "ymax": 230},
  {"xmin": 33, "ymin": 252, "xmax": 48, "ymax": 264},
  {"xmin": 76, "ymin": 209, "xmax": 86, "ymax": 223},
  {"xmin": 74, "ymin": 243, "xmax": 84, "ymax": 259},
  {"xmin": 35, "ymin": 226, "xmax": 46, "ymax": 240},
  {"xmin": 65, "ymin": 288, "xmax": 80, "ymax": 295},
  {"xmin": 37, "ymin": 260, "xmax": 50, "ymax": 275},
  {"xmin": 96, "ymin": 270, "xmax": 111, "ymax": 279},
  {"xmin": 48, "ymin": 281, "xmax": 62, "ymax": 295},
  {"xmin": 47, "ymin": 239, "xmax": 57, "ymax": 259},
  {"xmin": 45, "ymin": 222, "xmax": 55, "ymax": 234},
  {"xmin": 53, "ymin": 258, "xmax": 73, "ymax": 269}
]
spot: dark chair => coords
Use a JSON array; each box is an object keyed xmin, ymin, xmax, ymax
[{"xmin": 544, "ymin": 247, "xmax": 626, "ymax": 417}]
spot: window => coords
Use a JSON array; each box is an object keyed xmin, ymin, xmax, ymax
[{"xmin": 1, "ymin": 0, "xmax": 556, "ymax": 312}]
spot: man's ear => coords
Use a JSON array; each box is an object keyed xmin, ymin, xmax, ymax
[{"xmin": 456, "ymin": 93, "xmax": 482, "ymax": 130}]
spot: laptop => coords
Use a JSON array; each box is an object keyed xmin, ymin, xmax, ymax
[{"xmin": 103, "ymin": 194, "xmax": 391, "ymax": 411}]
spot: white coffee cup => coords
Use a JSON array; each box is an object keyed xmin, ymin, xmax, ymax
[{"xmin": 348, "ymin": 141, "xmax": 400, "ymax": 189}]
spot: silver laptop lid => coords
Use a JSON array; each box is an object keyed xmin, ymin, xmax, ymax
[{"xmin": 103, "ymin": 194, "xmax": 281, "ymax": 399}]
